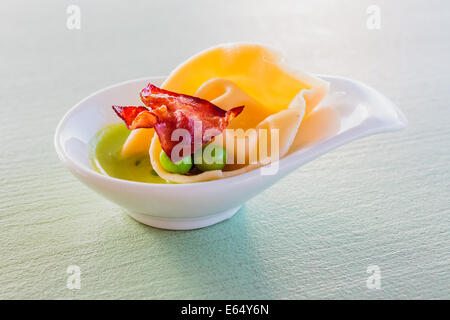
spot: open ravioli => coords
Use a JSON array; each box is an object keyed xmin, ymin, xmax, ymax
[{"xmin": 121, "ymin": 43, "xmax": 329, "ymax": 183}]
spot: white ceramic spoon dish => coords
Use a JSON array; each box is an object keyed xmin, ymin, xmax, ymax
[{"xmin": 55, "ymin": 76, "xmax": 407, "ymax": 230}]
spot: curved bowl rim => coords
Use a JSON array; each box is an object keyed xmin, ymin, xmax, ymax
[{"xmin": 54, "ymin": 74, "xmax": 407, "ymax": 190}]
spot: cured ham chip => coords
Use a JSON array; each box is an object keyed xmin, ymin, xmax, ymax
[
  {"xmin": 112, "ymin": 106, "xmax": 157, "ymax": 129},
  {"xmin": 113, "ymin": 84, "xmax": 243, "ymax": 162}
]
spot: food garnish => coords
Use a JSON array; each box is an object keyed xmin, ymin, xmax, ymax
[{"xmin": 113, "ymin": 84, "xmax": 243, "ymax": 162}]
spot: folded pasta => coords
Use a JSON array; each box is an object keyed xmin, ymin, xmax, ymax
[{"xmin": 116, "ymin": 43, "xmax": 329, "ymax": 183}]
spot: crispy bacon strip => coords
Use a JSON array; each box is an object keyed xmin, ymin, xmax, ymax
[
  {"xmin": 112, "ymin": 106, "xmax": 157, "ymax": 129},
  {"xmin": 113, "ymin": 84, "xmax": 243, "ymax": 161}
]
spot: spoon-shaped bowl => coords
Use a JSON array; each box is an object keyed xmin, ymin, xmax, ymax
[{"xmin": 55, "ymin": 76, "xmax": 407, "ymax": 230}]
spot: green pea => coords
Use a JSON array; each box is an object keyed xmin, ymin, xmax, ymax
[
  {"xmin": 159, "ymin": 151, "xmax": 192, "ymax": 174},
  {"xmin": 195, "ymin": 145, "xmax": 227, "ymax": 171}
]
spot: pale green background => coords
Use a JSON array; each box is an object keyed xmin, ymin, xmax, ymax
[{"xmin": 1, "ymin": 0, "xmax": 449, "ymax": 299}]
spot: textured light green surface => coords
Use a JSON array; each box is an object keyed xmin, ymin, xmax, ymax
[{"xmin": 1, "ymin": 0, "xmax": 449, "ymax": 299}]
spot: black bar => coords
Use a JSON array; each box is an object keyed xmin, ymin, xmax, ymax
[{"xmin": 0, "ymin": 300, "xmax": 447, "ymax": 318}]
